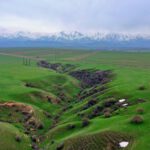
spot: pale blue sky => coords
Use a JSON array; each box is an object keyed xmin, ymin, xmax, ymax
[{"xmin": 0, "ymin": 0, "xmax": 150, "ymax": 34}]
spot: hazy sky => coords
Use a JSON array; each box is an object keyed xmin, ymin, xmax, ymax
[{"xmin": 0, "ymin": 0, "xmax": 150, "ymax": 34}]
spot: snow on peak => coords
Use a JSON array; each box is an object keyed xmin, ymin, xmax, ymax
[{"xmin": 0, "ymin": 30, "xmax": 150, "ymax": 41}]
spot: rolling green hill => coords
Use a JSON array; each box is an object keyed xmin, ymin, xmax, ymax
[{"xmin": 0, "ymin": 48, "xmax": 150, "ymax": 150}]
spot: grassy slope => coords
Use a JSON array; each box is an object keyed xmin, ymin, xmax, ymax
[
  {"xmin": 0, "ymin": 49, "xmax": 150, "ymax": 150},
  {"xmin": 0, "ymin": 122, "xmax": 31, "ymax": 150},
  {"xmin": 0, "ymin": 54, "xmax": 79, "ymax": 149},
  {"xmin": 44, "ymin": 50, "xmax": 150, "ymax": 150}
]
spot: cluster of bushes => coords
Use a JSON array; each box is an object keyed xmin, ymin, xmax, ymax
[
  {"xmin": 77, "ymin": 86, "xmax": 106, "ymax": 100},
  {"xmin": 37, "ymin": 61, "xmax": 75, "ymax": 73},
  {"xmin": 70, "ymin": 69, "xmax": 112, "ymax": 88}
]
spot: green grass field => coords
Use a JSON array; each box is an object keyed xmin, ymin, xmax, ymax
[{"xmin": 0, "ymin": 48, "xmax": 150, "ymax": 150}]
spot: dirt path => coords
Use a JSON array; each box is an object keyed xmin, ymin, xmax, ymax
[
  {"xmin": 64, "ymin": 51, "xmax": 98, "ymax": 61},
  {"xmin": 0, "ymin": 52, "xmax": 41, "ymax": 61}
]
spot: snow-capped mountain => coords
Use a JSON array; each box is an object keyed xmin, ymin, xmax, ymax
[
  {"xmin": 1, "ymin": 31, "xmax": 150, "ymax": 41},
  {"xmin": 0, "ymin": 31, "xmax": 150, "ymax": 50}
]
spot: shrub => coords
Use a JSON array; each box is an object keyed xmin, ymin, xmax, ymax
[
  {"xmin": 77, "ymin": 113, "xmax": 85, "ymax": 117},
  {"xmin": 136, "ymin": 108, "xmax": 144, "ymax": 114},
  {"xmin": 87, "ymin": 99, "xmax": 97, "ymax": 106},
  {"xmin": 62, "ymin": 106, "xmax": 68, "ymax": 112},
  {"xmin": 8, "ymin": 112, "xmax": 12, "ymax": 117},
  {"xmin": 44, "ymin": 111, "xmax": 51, "ymax": 118},
  {"xmin": 137, "ymin": 98, "xmax": 146, "ymax": 103},
  {"xmin": 53, "ymin": 115, "xmax": 59, "ymax": 120},
  {"xmin": 67, "ymin": 124, "xmax": 76, "ymax": 130},
  {"xmin": 31, "ymin": 143, "xmax": 38, "ymax": 150},
  {"xmin": 31, "ymin": 135, "xmax": 37, "ymax": 142},
  {"xmin": 24, "ymin": 114, "xmax": 32, "ymax": 122},
  {"xmin": 37, "ymin": 122, "xmax": 44, "ymax": 130},
  {"xmin": 131, "ymin": 115, "xmax": 144, "ymax": 124},
  {"xmin": 82, "ymin": 118, "xmax": 90, "ymax": 127},
  {"xmin": 24, "ymin": 130, "xmax": 29, "ymax": 135},
  {"xmin": 82, "ymin": 99, "xmax": 97, "ymax": 110},
  {"xmin": 51, "ymin": 140, "xmax": 55, "ymax": 144},
  {"xmin": 138, "ymin": 85, "xmax": 146, "ymax": 91},
  {"xmin": 25, "ymin": 82, "xmax": 35, "ymax": 88},
  {"xmin": 103, "ymin": 107, "xmax": 112, "ymax": 113},
  {"xmin": 15, "ymin": 135, "xmax": 21, "ymax": 142},
  {"xmin": 103, "ymin": 98, "xmax": 116, "ymax": 107},
  {"xmin": 104, "ymin": 111, "xmax": 111, "ymax": 118},
  {"xmin": 91, "ymin": 106, "xmax": 103, "ymax": 118},
  {"xmin": 56, "ymin": 142, "xmax": 64, "ymax": 150}
]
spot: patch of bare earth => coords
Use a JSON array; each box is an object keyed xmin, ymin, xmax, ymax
[{"xmin": 64, "ymin": 52, "xmax": 97, "ymax": 61}]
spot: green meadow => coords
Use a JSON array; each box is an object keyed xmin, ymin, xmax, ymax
[{"xmin": 0, "ymin": 48, "xmax": 150, "ymax": 150}]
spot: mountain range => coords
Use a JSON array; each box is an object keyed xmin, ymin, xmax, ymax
[{"xmin": 0, "ymin": 31, "xmax": 150, "ymax": 50}]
